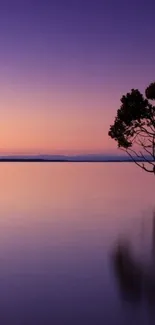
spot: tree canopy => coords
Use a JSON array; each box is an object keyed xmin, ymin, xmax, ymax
[{"xmin": 108, "ymin": 82, "xmax": 155, "ymax": 173}]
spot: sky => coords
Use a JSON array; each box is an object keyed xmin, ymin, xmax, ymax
[{"xmin": 0, "ymin": 0, "xmax": 155, "ymax": 155}]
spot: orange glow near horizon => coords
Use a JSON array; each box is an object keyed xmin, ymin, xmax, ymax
[
  {"xmin": 0, "ymin": 0, "xmax": 154, "ymax": 156},
  {"xmin": 0, "ymin": 84, "xmax": 117, "ymax": 155}
]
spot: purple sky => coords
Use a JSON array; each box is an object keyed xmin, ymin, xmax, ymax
[{"xmin": 0, "ymin": 0, "xmax": 155, "ymax": 154}]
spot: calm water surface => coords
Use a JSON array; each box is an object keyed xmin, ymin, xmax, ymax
[{"xmin": 0, "ymin": 163, "xmax": 155, "ymax": 324}]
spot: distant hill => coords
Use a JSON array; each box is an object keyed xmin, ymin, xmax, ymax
[{"xmin": 0, "ymin": 154, "xmax": 151, "ymax": 162}]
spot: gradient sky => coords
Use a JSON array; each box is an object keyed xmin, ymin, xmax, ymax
[{"xmin": 0, "ymin": 0, "xmax": 155, "ymax": 154}]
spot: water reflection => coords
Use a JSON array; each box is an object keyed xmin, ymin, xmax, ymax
[
  {"xmin": 0, "ymin": 164, "xmax": 155, "ymax": 324},
  {"xmin": 112, "ymin": 211, "xmax": 155, "ymax": 307}
]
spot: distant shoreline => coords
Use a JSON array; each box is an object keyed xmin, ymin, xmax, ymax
[{"xmin": 0, "ymin": 159, "xmax": 147, "ymax": 163}]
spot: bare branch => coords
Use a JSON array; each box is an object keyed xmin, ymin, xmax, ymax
[
  {"xmin": 137, "ymin": 126, "xmax": 155, "ymax": 136},
  {"xmin": 120, "ymin": 148, "xmax": 154, "ymax": 173},
  {"xmin": 142, "ymin": 146, "xmax": 154, "ymax": 159},
  {"xmin": 133, "ymin": 129, "xmax": 152, "ymax": 138},
  {"xmin": 139, "ymin": 151, "xmax": 154, "ymax": 166},
  {"xmin": 148, "ymin": 123, "xmax": 155, "ymax": 133},
  {"xmin": 138, "ymin": 138, "xmax": 155, "ymax": 160},
  {"xmin": 127, "ymin": 147, "xmax": 143, "ymax": 160}
]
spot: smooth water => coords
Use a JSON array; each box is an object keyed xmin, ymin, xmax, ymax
[{"xmin": 0, "ymin": 163, "xmax": 155, "ymax": 325}]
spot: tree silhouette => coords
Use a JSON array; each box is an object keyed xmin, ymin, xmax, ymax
[{"xmin": 109, "ymin": 82, "xmax": 155, "ymax": 173}]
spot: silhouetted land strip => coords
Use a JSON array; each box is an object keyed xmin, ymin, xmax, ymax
[
  {"xmin": 0, "ymin": 158, "xmax": 66, "ymax": 162},
  {"xmin": 0, "ymin": 158, "xmax": 152, "ymax": 162}
]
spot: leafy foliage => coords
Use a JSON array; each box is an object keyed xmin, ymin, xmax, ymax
[
  {"xmin": 145, "ymin": 82, "xmax": 155, "ymax": 100},
  {"xmin": 109, "ymin": 82, "xmax": 155, "ymax": 173}
]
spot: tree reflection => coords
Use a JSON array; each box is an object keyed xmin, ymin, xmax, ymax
[{"xmin": 112, "ymin": 211, "xmax": 155, "ymax": 306}]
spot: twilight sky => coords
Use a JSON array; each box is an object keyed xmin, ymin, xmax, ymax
[{"xmin": 0, "ymin": 0, "xmax": 155, "ymax": 155}]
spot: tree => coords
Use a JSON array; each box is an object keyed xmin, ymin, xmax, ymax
[{"xmin": 108, "ymin": 82, "xmax": 155, "ymax": 173}]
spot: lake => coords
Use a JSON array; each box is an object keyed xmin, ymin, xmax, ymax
[{"xmin": 0, "ymin": 162, "xmax": 155, "ymax": 324}]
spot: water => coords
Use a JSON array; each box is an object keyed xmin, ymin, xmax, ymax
[{"xmin": 0, "ymin": 162, "xmax": 155, "ymax": 324}]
